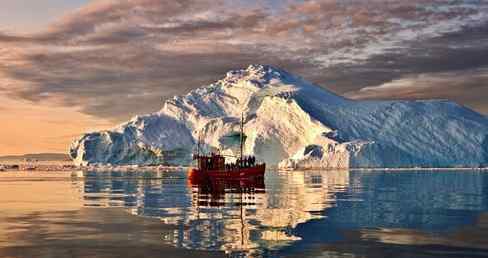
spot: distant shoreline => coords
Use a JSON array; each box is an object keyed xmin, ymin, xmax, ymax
[
  {"xmin": 1, "ymin": 162, "xmax": 487, "ymax": 173},
  {"xmin": 0, "ymin": 153, "xmax": 70, "ymax": 162}
]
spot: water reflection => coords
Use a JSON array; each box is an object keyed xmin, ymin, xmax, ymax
[
  {"xmin": 76, "ymin": 170, "xmax": 488, "ymax": 257},
  {"xmin": 78, "ymin": 170, "xmax": 349, "ymax": 255},
  {"xmin": 328, "ymin": 171, "xmax": 488, "ymax": 231}
]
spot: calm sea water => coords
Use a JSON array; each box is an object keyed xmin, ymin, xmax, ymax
[{"xmin": 1, "ymin": 169, "xmax": 488, "ymax": 258}]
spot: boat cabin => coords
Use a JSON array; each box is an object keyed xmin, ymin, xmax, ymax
[{"xmin": 193, "ymin": 153, "xmax": 257, "ymax": 172}]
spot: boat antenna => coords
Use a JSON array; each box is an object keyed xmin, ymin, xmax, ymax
[{"xmin": 240, "ymin": 113, "xmax": 244, "ymax": 164}]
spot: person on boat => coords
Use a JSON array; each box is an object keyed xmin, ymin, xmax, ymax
[{"xmin": 207, "ymin": 157, "xmax": 212, "ymax": 170}]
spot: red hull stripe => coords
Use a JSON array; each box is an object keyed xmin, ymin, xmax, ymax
[{"xmin": 188, "ymin": 164, "xmax": 265, "ymax": 179}]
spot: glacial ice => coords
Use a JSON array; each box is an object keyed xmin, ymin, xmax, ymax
[{"xmin": 70, "ymin": 64, "xmax": 488, "ymax": 168}]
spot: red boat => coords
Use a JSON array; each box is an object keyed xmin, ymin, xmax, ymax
[{"xmin": 188, "ymin": 114, "xmax": 266, "ymax": 182}]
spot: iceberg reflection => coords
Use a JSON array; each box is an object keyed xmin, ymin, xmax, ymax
[{"xmin": 79, "ymin": 170, "xmax": 349, "ymax": 255}]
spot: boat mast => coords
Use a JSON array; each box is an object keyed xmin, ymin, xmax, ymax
[{"xmin": 196, "ymin": 131, "xmax": 201, "ymax": 156}]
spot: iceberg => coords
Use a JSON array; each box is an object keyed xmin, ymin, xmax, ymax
[{"xmin": 70, "ymin": 64, "xmax": 488, "ymax": 168}]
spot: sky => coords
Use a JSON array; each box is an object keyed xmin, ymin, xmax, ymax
[{"xmin": 1, "ymin": 0, "xmax": 488, "ymax": 155}]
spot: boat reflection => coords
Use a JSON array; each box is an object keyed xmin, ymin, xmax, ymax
[
  {"xmin": 188, "ymin": 175, "xmax": 266, "ymax": 207},
  {"xmin": 78, "ymin": 170, "xmax": 350, "ymax": 256}
]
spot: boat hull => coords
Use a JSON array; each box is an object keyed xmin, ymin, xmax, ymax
[{"xmin": 188, "ymin": 164, "xmax": 265, "ymax": 183}]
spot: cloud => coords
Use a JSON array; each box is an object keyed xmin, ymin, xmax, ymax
[
  {"xmin": 1, "ymin": 0, "xmax": 488, "ymax": 123},
  {"xmin": 1, "ymin": 42, "xmax": 306, "ymax": 120},
  {"xmin": 326, "ymin": 23, "xmax": 488, "ymax": 85},
  {"xmin": 345, "ymin": 68, "xmax": 488, "ymax": 113}
]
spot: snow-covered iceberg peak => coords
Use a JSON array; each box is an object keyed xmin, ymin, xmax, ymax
[
  {"xmin": 70, "ymin": 64, "xmax": 488, "ymax": 168},
  {"xmin": 222, "ymin": 64, "xmax": 296, "ymax": 87}
]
